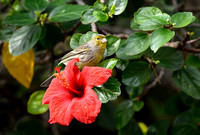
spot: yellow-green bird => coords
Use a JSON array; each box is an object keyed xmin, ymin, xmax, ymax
[{"xmin": 40, "ymin": 34, "xmax": 107, "ymax": 87}]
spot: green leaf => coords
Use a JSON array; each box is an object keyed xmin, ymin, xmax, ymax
[
  {"xmin": 81, "ymin": 7, "xmax": 98, "ymax": 24},
  {"xmin": 3, "ymin": 12, "xmax": 37, "ymax": 26},
  {"xmin": 9, "ymin": 24, "xmax": 42, "ymax": 56},
  {"xmin": 116, "ymin": 59, "xmax": 129, "ymax": 71},
  {"xmin": 119, "ymin": 119, "xmax": 143, "ymax": 135},
  {"xmin": 115, "ymin": 100, "xmax": 135, "ymax": 129},
  {"xmin": 171, "ymin": 108, "xmax": 200, "ymax": 135},
  {"xmin": 130, "ymin": 18, "xmax": 140, "ymax": 30},
  {"xmin": 93, "ymin": 77, "xmax": 121, "ymax": 103},
  {"xmin": 45, "ymin": 0, "xmax": 66, "ymax": 14},
  {"xmin": 115, "ymin": 100, "xmax": 144, "ymax": 129},
  {"xmin": 124, "ymin": 32, "xmax": 150, "ymax": 55},
  {"xmin": 186, "ymin": 54, "xmax": 200, "ymax": 68},
  {"xmin": 173, "ymin": 66, "xmax": 200, "ymax": 99},
  {"xmin": 171, "ymin": 12, "xmax": 196, "ymax": 28},
  {"xmin": 153, "ymin": 47, "xmax": 184, "ymax": 70},
  {"xmin": 147, "ymin": 120, "xmax": 170, "ymax": 135},
  {"xmin": 49, "ymin": 4, "xmax": 89, "ymax": 22},
  {"xmin": 108, "ymin": 0, "xmax": 128, "ymax": 15},
  {"xmin": 27, "ymin": 90, "xmax": 48, "ymax": 115},
  {"xmin": 106, "ymin": 35, "xmax": 121, "ymax": 56},
  {"xmin": 139, "ymin": 13, "xmax": 170, "ymax": 31},
  {"xmin": 98, "ymin": 58, "xmax": 118, "ymax": 69},
  {"xmin": 125, "ymin": 86, "xmax": 144, "ymax": 99},
  {"xmin": 70, "ymin": 33, "xmax": 82, "ymax": 49},
  {"xmin": 79, "ymin": 31, "xmax": 98, "ymax": 45},
  {"xmin": 116, "ymin": 39, "xmax": 142, "ymax": 60},
  {"xmin": 150, "ymin": 28, "xmax": 175, "ymax": 53},
  {"xmin": 0, "ymin": 27, "xmax": 13, "ymax": 41},
  {"xmin": 122, "ymin": 61, "xmax": 152, "ymax": 87},
  {"xmin": 94, "ymin": 0, "xmax": 104, "ymax": 11},
  {"xmin": 24, "ymin": 0, "xmax": 49, "ymax": 11},
  {"xmin": 93, "ymin": 11, "xmax": 108, "ymax": 22},
  {"xmin": 134, "ymin": 7, "xmax": 162, "ymax": 24}
]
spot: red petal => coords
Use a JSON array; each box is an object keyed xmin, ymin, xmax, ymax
[
  {"xmin": 70, "ymin": 86, "xmax": 101, "ymax": 124},
  {"xmin": 48, "ymin": 94, "xmax": 74, "ymax": 126},
  {"xmin": 80, "ymin": 67, "xmax": 112, "ymax": 87},
  {"xmin": 63, "ymin": 58, "xmax": 80, "ymax": 90},
  {"xmin": 42, "ymin": 78, "xmax": 70, "ymax": 105}
]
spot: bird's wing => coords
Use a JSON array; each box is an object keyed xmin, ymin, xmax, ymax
[{"xmin": 60, "ymin": 43, "xmax": 91, "ymax": 65}]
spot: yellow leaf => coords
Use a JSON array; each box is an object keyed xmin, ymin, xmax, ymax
[
  {"xmin": 138, "ymin": 122, "xmax": 148, "ymax": 134},
  {"xmin": 2, "ymin": 42, "xmax": 34, "ymax": 88}
]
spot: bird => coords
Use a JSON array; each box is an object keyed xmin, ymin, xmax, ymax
[{"xmin": 40, "ymin": 34, "xmax": 107, "ymax": 87}]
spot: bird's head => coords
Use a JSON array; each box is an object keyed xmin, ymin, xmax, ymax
[{"xmin": 89, "ymin": 34, "xmax": 107, "ymax": 48}]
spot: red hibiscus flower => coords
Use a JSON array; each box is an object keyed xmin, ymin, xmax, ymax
[{"xmin": 42, "ymin": 58, "xmax": 112, "ymax": 126}]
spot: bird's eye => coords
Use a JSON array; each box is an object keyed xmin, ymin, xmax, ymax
[{"xmin": 97, "ymin": 38, "xmax": 100, "ymax": 40}]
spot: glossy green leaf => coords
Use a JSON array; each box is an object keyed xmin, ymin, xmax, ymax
[
  {"xmin": 119, "ymin": 119, "xmax": 143, "ymax": 135},
  {"xmin": 173, "ymin": 66, "xmax": 200, "ymax": 99},
  {"xmin": 106, "ymin": 35, "xmax": 121, "ymax": 56},
  {"xmin": 153, "ymin": 47, "xmax": 184, "ymax": 70},
  {"xmin": 81, "ymin": 7, "xmax": 98, "ymax": 24},
  {"xmin": 108, "ymin": 0, "xmax": 128, "ymax": 15},
  {"xmin": 79, "ymin": 31, "xmax": 98, "ymax": 45},
  {"xmin": 171, "ymin": 108, "xmax": 200, "ymax": 135},
  {"xmin": 27, "ymin": 90, "xmax": 48, "ymax": 115},
  {"xmin": 124, "ymin": 32, "xmax": 150, "ymax": 55},
  {"xmin": 115, "ymin": 100, "xmax": 144, "ymax": 129},
  {"xmin": 98, "ymin": 58, "xmax": 118, "ymax": 69},
  {"xmin": 115, "ymin": 100, "xmax": 135, "ymax": 129},
  {"xmin": 45, "ymin": 0, "xmax": 66, "ymax": 13},
  {"xmin": 134, "ymin": 7, "xmax": 162, "ymax": 24},
  {"xmin": 171, "ymin": 124, "xmax": 200, "ymax": 135},
  {"xmin": 130, "ymin": 18, "xmax": 140, "ymax": 30},
  {"xmin": 125, "ymin": 86, "xmax": 144, "ymax": 99},
  {"xmin": 93, "ymin": 11, "xmax": 108, "ymax": 22},
  {"xmin": 116, "ymin": 39, "xmax": 142, "ymax": 60},
  {"xmin": 139, "ymin": 13, "xmax": 170, "ymax": 31},
  {"xmin": 70, "ymin": 33, "xmax": 82, "ymax": 49},
  {"xmin": 116, "ymin": 59, "xmax": 129, "ymax": 71},
  {"xmin": 93, "ymin": 77, "xmax": 121, "ymax": 103},
  {"xmin": 150, "ymin": 28, "xmax": 175, "ymax": 53},
  {"xmin": 147, "ymin": 120, "xmax": 170, "ymax": 135},
  {"xmin": 0, "ymin": 27, "xmax": 13, "ymax": 41},
  {"xmin": 49, "ymin": 4, "xmax": 89, "ymax": 22},
  {"xmin": 9, "ymin": 24, "xmax": 42, "ymax": 56},
  {"xmin": 171, "ymin": 12, "xmax": 196, "ymax": 28},
  {"xmin": 3, "ymin": 12, "xmax": 37, "ymax": 26},
  {"xmin": 94, "ymin": 0, "xmax": 104, "ymax": 10},
  {"xmin": 24, "ymin": 0, "xmax": 49, "ymax": 11},
  {"xmin": 122, "ymin": 61, "xmax": 152, "ymax": 87},
  {"xmin": 186, "ymin": 54, "xmax": 200, "ymax": 68}
]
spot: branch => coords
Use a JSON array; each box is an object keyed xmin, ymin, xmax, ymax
[
  {"xmin": 138, "ymin": 68, "xmax": 165, "ymax": 100},
  {"xmin": 91, "ymin": 23, "xmax": 97, "ymax": 32},
  {"xmin": 74, "ymin": 0, "xmax": 85, "ymax": 5}
]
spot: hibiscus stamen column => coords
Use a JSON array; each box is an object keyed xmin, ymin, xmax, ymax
[{"xmin": 55, "ymin": 67, "xmax": 82, "ymax": 95}]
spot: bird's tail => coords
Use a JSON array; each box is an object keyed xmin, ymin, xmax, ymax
[{"xmin": 40, "ymin": 75, "xmax": 54, "ymax": 87}]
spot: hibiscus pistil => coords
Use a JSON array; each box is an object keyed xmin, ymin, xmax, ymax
[{"xmin": 54, "ymin": 67, "xmax": 82, "ymax": 96}]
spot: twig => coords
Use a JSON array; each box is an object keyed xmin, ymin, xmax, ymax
[
  {"xmin": 74, "ymin": 0, "xmax": 85, "ymax": 5},
  {"xmin": 186, "ymin": 37, "xmax": 200, "ymax": 44},
  {"xmin": 138, "ymin": 68, "xmax": 165, "ymax": 100},
  {"xmin": 172, "ymin": 0, "xmax": 178, "ymax": 12},
  {"xmin": 91, "ymin": 23, "xmax": 97, "ymax": 32},
  {"xmin": 100, "ymin": 0, "xmax": 105, "ymax": 3},
  {"xmin": 146, "ymin": 57, "xmax": 161, "ymax": 84},
  {"xmin": 66, "ymin": 21, "xmax": 82, "ymax": 35}
]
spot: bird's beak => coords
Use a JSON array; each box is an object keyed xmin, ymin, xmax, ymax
[{"xmin": 101, "ymin": 38, "xmax": 107, "ymax": 44}]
